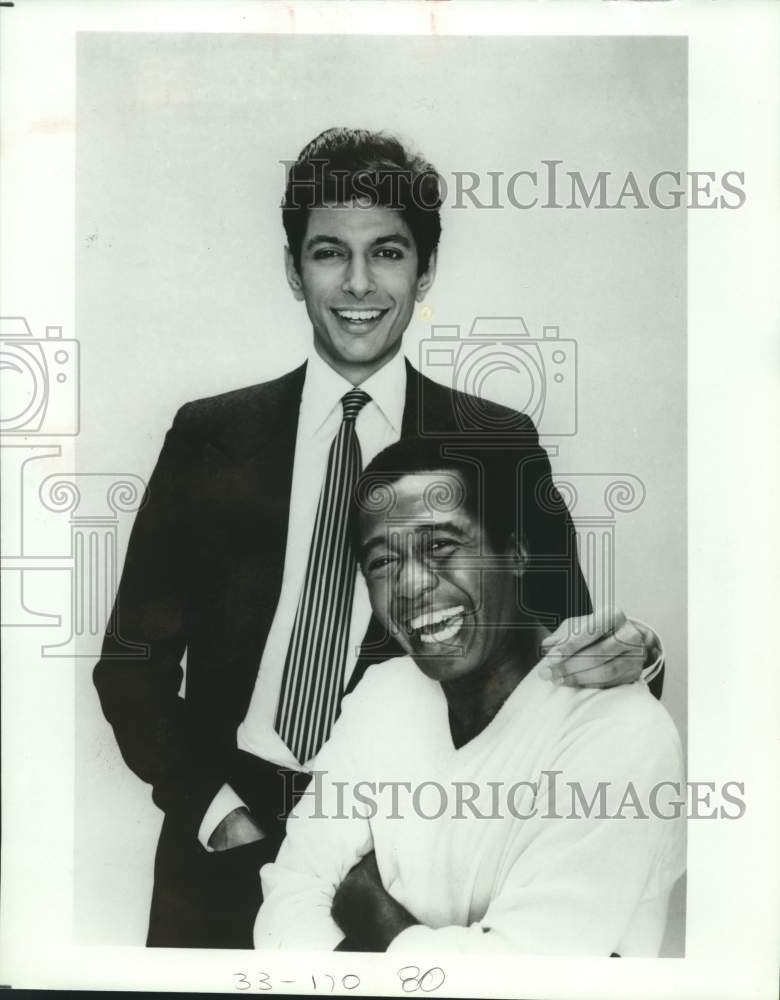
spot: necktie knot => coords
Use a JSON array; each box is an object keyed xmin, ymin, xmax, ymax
[{"xmin": 341, "ymin": 388, "xmax": 371, "ymax": 423}]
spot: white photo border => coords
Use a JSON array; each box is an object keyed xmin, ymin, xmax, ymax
[{"xmin": 1, "ymin": 1, "xmax": 778, "ymax": 997}]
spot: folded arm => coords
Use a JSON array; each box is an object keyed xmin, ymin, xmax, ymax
[
  {"xmin": 387, "ymin": 712, "xmax": 685, "ymax": 955},
  {"xmin": 331, "ymin": 851, "xmax": 419, "ymax": 951},
  {"xmin": 254, "ymin": 682, "xmax": 379, "ymax": 949},
  {"xmin": 257, "ymin": 676, "xmax": 684, "ymax": 956}
]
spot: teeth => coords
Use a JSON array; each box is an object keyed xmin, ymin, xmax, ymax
[
  {"xmin": 335, "ymin": 309, "xmax": 383, "ymax": 321},
  {"xmin": 409, "ymin": 605, "xmax": 465, "ymax": 631},
  {"xmin": 407, "ymin": 605, "xmax": 467, "ymax": 644},
  {"xmin": 419, "ymin": 617, "xmax": 463, "ymax": 644}
]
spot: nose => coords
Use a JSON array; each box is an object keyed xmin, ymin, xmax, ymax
[
  {"xmin": 395, "ymin": 544, "xmax": 439, "ymax": 606},
  {"xmin": 341, "ymin": 254, "xmax": 376, "ymax": 299}
]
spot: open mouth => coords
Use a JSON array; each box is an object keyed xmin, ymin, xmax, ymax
[
  {"xmin": 331, "ymin": 307, "xmax": 390, "ymax": 330},
  {"xmin": 405, "ymin": 604, "xmax": 468, "ymax": 645}
]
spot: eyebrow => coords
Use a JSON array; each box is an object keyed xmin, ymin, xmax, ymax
[
  {"xmin": 304, "ymin": 233, "xmax": 413, "ymax": 252},
  {"xmin": 359, "ymin": 520, "xmax": 469, "ymax": 559}
]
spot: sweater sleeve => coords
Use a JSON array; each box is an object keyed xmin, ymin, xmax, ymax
[
  {"xmin": 388, "ymin": 697, "xmax": 686, "ymax": 956},
  {"xmin": 254, "ymin": 671, "xmax": 382, "ymax": 950}
]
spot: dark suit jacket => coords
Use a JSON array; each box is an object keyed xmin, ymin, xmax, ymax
[{"xmin": 94, "ymin": 360, "xmax": 592, "ymax": 851}]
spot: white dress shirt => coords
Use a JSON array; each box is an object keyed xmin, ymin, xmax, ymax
[
  {"xmin": 198, "ymin": 348, "xmax": 406, "ymax": 847},
  {"xmin": 256, "ymin": 657, "xmax": 686, "ymax": 955}
]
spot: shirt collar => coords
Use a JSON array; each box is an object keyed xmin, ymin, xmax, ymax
[{"xmin": 301, "ymin": 348, "xmax": 407, "ymax": 435}]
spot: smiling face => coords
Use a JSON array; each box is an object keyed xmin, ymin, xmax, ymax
[
  {"xmin": 357, "ymin": 470, "xmax": 525, "ymax": 685},
  {"xmin": 285, "ymin": 203, "xmax": 436, "ymax": 384}
]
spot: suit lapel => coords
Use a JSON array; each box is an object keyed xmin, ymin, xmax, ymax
[
  {"xmin": 250, "ymin": 363, "xmax": 306, "ymax": 606},
  {"xmin": 197, "ymin": 362, "xmax": 307, "ymax": 616}
]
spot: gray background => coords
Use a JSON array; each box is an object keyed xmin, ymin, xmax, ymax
[{"xmin": 75, "ymin": 33, "xmax": 687, "ymax": 952}]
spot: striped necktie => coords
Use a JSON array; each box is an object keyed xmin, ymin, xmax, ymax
[{"xmin": 275, "ymin": 387, "xmax": 371, "ymax": 764}]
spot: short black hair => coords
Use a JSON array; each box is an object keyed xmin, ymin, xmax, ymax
[
  {"xmin": 349, "ymin": 438, "xmax": 517, "ymax": 559},
  {"xmin": 282, "ymin": 127, "xmax": 442, "ymax": 277}
]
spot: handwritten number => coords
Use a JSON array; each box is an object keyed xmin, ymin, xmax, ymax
[
  {"xmin": 398, "ymin": 966, "xmax": 446, "ymax": 993},
  {"xmin": 311, "ymin": 974, "xmax": 354, "ymax": 992},
  {"xmin": 419, "ymin": 967, "xmax": 446, "ymax": 992},
  {"xmin": 233, "ymin": 972, "xmax": 275, "ymax": 992},
  {"xmin": 399, "ymin": 966, "xmax": 422, "ymax": 992}
]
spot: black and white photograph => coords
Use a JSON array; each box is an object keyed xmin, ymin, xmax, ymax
[{"xmin": 0, "ymin": 2, "xmax": 777, "ymax": 997}]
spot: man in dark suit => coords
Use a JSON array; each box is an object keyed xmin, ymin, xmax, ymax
[{"xmin": 94, "ymin": 127, "xmax": 663, "ymax": 949}]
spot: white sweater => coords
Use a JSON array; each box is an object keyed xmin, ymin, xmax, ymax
[{"xmin": 255, "ymin": 657, "xmax": 686, "ymax": 956}]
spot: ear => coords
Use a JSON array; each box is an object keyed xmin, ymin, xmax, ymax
[
  {"xmin": 284, "ymin": 246, "xmax": 305, "ymax": 301},
  {"xmin": 415, "ymin": 248, "xmax": 437, "ymax": 302}
]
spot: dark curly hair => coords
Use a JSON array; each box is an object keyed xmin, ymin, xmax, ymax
[{"xmin": 282, "ymin": 127, "xmax": 442, "ymax": 277}]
